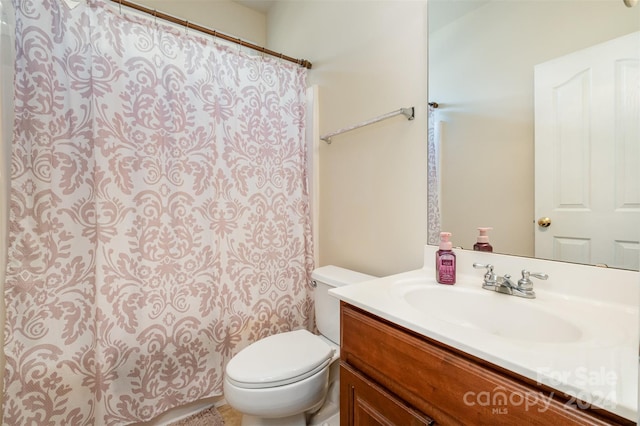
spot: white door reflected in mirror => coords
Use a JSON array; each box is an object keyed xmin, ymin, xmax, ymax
[{"xmin": 534, "ymin": 31, "xmax": 640, "ymax": 270}]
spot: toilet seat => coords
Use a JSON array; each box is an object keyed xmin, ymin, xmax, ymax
[{"xmin": 225, "ymin": 329, "xmax": 335, "ymax": 389}]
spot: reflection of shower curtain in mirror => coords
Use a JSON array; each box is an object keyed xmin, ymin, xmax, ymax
[
  {"xmin": 3, "ymin": 1, "xmax": 314, "ymax": 424},
  {"xmin": 427, "ymin": 104, "xmax": 441, "ymax": 244},
  {"xmin": 0, "ymin": 1, "xmax": 15, "ymax": 421},
  {"xmin": 0, "ymin": 0, "xmax": 13, "ymax": 255}
]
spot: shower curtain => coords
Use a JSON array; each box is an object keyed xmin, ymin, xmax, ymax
[
  {"xmin": 3, "ymin": 1, "xmax": 314, "ymax": 424},
  {"xmin": 427, "ymin": 103, "xmax": 441, "ymax": 245},
  {"xmin": 0, "ymin": 0, "xmax": 15, "ymax": 422}
]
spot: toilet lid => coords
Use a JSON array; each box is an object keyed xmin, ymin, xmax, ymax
[{"xmin": 225, "ymin": 329, "xmax": 335, "ymax": 389}]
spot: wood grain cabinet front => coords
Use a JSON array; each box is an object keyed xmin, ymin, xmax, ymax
[
  {"xmin": 341, "ymin": 362, "xmax": 434, "ymax": 426},
  {"xmin": 339, "ymin": 302, "xmax": 633, "ymax": 426}
]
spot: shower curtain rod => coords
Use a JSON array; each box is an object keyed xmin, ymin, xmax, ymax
[
  {"xmin": 110, "ymin": 0, "xmax": 313, "ymax": 69},
  {"xmin": 321, "ymin": 107, "xmax": 415, "ymax": 144}
]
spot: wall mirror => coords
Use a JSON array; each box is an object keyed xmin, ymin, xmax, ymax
[{"xmin": 428, "ymin": 0, "xmax": 639, "ymax": 270}]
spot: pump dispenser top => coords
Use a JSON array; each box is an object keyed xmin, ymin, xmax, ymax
[
  {"xmin": 439, "ymin": 232, "xmax": 452, "ymax": 250},
  {"xmin": 473, "ymin": 227, "xmax": 493, "ymax": 252}
]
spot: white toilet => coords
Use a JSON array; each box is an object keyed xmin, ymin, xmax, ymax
[{"xmin": 223, "ymin": 265, "xmax": 374, "ymax": 426}]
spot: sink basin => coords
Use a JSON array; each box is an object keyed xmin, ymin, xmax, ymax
[{"xmin": 392, "ymin": 282, "xmax": 584, "ymax": 343}]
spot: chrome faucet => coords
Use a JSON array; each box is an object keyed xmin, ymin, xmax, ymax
[{"xmin": 472, "ymin": 263, "xmax": 548, "ymax": 299}]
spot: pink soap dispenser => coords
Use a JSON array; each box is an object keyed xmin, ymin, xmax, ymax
[
  {"xmin": 436, "ymin": 232, "xmax": 456, "ymax": 285},
  {"xmin": 473, "ymin": 227, "xmax": 493, "ymax": 252}
]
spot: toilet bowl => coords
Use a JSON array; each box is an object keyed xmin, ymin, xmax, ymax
[{"xmin": 223, "ymin": 266, "xmax": 374, "ymax": 426}]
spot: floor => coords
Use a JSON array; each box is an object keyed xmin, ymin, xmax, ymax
[{"xmin": 218, "ymin": 404, "xmax": 242, "ymax": 426}]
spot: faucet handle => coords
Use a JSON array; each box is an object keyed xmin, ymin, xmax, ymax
[
  {"xmin": 518, "ymin": 270, "xmax": 548, "ymax": 290},
  {"xmin": 473, "ymin": 263, "xmax": 493, "ymax": 270},
  {"xmin": 473, "ymin": 263, "xmax": 497, "ymax": 283}
]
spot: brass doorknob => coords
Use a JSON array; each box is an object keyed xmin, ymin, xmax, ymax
[{"xmin": 537, "ymin": 217, "xmax": 551, "ymax": 228}]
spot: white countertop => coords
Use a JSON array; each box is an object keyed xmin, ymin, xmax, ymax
[{"xmin": 330, "ymin": 246, "xmax": 639, "ymax": 421}]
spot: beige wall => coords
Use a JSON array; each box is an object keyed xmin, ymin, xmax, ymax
[
  {"xmin": 267, "ymin": 1, "xmax": 429, "ymax": 277},
  {"xmin": 134, "ymin": 0, "xmax": 267, "ymax": 45},
  {"xmin": 429, "ymin": 1, "xmax": 639, "ymax": 256}
]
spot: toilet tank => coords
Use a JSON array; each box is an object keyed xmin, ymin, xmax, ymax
[{"xmin": 311, "ymin": 265, "xmax": 375, "ymax": 345}]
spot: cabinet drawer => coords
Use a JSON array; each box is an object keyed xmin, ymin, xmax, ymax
[{"xmin": 340, "ymin": 302, "xmax": 631, "ymax": 426}]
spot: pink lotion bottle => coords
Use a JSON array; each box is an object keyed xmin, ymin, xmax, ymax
[{"xmin": 436, "ymin": 232, "xmax": 456, "ymax": 285}]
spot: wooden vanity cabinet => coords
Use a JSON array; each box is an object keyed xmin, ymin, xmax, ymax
[{"xmin": 339, "ymin": 302, "xmax": 633, "ymax": 426}]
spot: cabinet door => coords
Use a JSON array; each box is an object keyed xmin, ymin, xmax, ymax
[{"xmin": 340, "ymin": 362, "xmax": 434, "ymax": 426}]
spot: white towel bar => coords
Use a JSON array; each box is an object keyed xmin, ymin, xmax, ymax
[{"xmin": 321, "ymin": 107, "xmax": 414, "ymax": 144}]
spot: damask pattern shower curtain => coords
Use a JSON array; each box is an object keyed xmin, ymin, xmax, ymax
[
  {"xmin": 3, "ymin": 1, "xmax": 313, "ymax": 424},
  {"xmin": 427, "ymin": 104, "xmax": 441, "ymax": 245}
]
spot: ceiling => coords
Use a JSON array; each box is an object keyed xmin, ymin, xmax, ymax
[
  {"xmin": 233, "ymin": 0, "xmax": 492, "ymax": 28},
  {"xmin": 234, "ymin": 0, "xmax": 275, "ymax": 14},
  {"xmin": 428, "ymin": 0, "xmax": 490, "ymax": 34}
]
